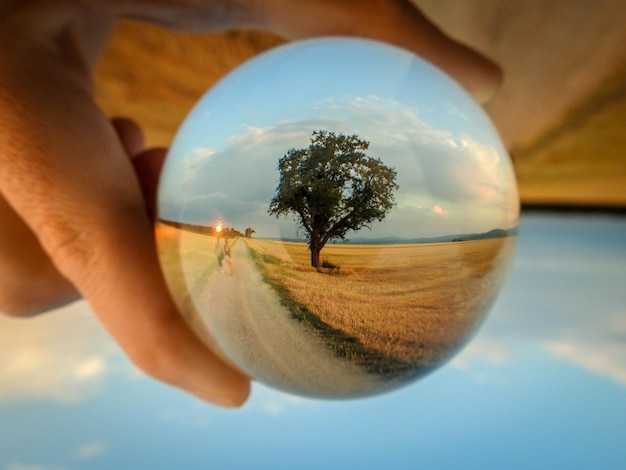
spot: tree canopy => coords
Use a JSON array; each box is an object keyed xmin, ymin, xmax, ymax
[{"xmin": 268, "ymin": 130, "xmax": 398, "ymax": 268}]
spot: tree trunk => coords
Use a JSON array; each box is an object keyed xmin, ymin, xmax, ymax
[
  {"xmin": 310, "ymin": 244, "xmax": 320, "ymax": 268},
  {"xmin": 309, "ymin": 235, "xmax": 322, "ymax": 268}
]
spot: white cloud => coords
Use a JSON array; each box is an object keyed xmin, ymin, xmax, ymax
[
  {"xmin": 73, "ymin": 357, "xmax": 106, "ymax": 381},
  {"xmin": 259, "ymin": 399, "xmax": 286, "ymax": 415},
  {"xmin": 445, "ymin": 102, "xmax": 469, "ymax": 121},
  {"xmin": 191, "ymin": 147, "xmax": 216, "ymax": 159},
  {"xmin": 181, "ymin": 147, "xmax": 216, "ymax": 185},
  {"xmin": 71, "ymin": 441, "xmax": 108, "ymax": 461},
  {"xmin": 542, "ymin": 327, "xmax": 626, "ymax": 387},
  {"xmin": 0, "ymin": 302, "xmax": 123, "ymax": 404},
  {"xmin": 451, "ymin": 337, "xmax": 512, "ymax": 371},
  {"xmin": 158, "ymin": 404, "xmax": 213, "ymax": 429},
  {"xmin": 250, "ymin": 384, "xmax": 310, "ymax": 416},
  {"xmin": 431, "ymin": 204, "xmax": 449, "ymax": 217},
  {"xmin": 5, "ymin": 462, "xmax": 65, "ymax": 470},
  {"xmin": 255, "ymin": 388, "xmax": 311, "ymax": 416},
  {"xmin": 452, "ymin": 312, "xmax": 626, "ymax": 390}
]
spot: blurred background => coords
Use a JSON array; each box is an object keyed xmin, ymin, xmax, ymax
[
  {"xmin": 1, "ymin": 1, "xmax": 625, "ymax": 469},
  {"xmin": 93, "ymin": 0, "xmax": 626, "ymax": 208}
]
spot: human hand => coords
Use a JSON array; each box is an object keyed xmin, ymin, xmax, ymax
[
  {"xmin": 0, "ymin": 0, "xmax": 500, "ymax": 407},
  {"xmin": 0, "ymin": 3, "xmax": 250, "ymax": 407}
]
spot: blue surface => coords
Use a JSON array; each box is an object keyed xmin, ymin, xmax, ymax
[{"xmin": 1, "ymin": 213, "xmax": 625, "ymax": 469}]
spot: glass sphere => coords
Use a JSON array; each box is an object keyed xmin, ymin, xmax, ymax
[{"xmin": 156, "ymin": 38, "xmax": 519, "ymax": 399}]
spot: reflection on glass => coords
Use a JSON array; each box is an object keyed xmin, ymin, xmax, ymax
[{"xmin": 156, "ymin": 38, "xmax": 519, "ymax": 398}]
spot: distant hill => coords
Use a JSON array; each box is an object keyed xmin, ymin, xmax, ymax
[
  {"xmin": 263, "ymin": 227, "xmax": 518, "ymax": 245},
  {"xmin": 345, "ymin": 227, "xmax": 518, "ymax": 245}
]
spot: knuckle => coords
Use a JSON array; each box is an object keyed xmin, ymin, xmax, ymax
[{"xmin": 34, "ymin": 215, "xmax": 99, "ymax": 278}]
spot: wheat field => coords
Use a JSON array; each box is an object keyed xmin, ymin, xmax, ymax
[
  {"xmin": 244, "ymin": 236, "xmax": 516, "ymax": 369},
  {"xmin": 156, "ymin": 221, "xmax": 516, "ymax": 378}
]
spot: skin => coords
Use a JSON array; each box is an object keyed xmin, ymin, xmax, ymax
[{"xmin": 0, "ymin": 0, "xmax": 502, "ymax": 407}]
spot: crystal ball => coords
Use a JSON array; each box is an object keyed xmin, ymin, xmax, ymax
[{"xmin": 156, "ymin": 38, "xmax": 519, "ymax": 399}]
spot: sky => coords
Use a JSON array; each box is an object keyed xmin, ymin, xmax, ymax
[
  {"xmin": 1, "ymin": 213, "xmax": 625, "ymax": 469},
  {"xmin": 158, "ymin": 38, "xmax": 519, "ymax": 240}
]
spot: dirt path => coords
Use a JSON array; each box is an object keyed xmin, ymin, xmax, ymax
[{"xmin": 187, "ymin": 237, "xmax": 385, "ymax": 398}]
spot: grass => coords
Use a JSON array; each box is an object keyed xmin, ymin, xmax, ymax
[
  {"xmin": 244, "ymin": 237, "xmax": 516, "ymax": 376},
  {"xmin": 247, "ymin": 246, "xmax": 416, "ymax": 376}
]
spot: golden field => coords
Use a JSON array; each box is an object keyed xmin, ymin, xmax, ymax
[
  {"xmin": 156, "ymin": 221, "xmax": 516, "ymax": 377},
  {"xmin": 243, "ymin": 236, "xmax": 516, "ymax": 370}
]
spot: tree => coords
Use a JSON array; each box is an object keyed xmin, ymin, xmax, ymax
[
  {"xmin": 244, "ymin": 227, "xmax": 256, "ymax": 238},
  {"xmin": 268, "ymin": 130, "xmax": 398, "ymax": 268}
]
